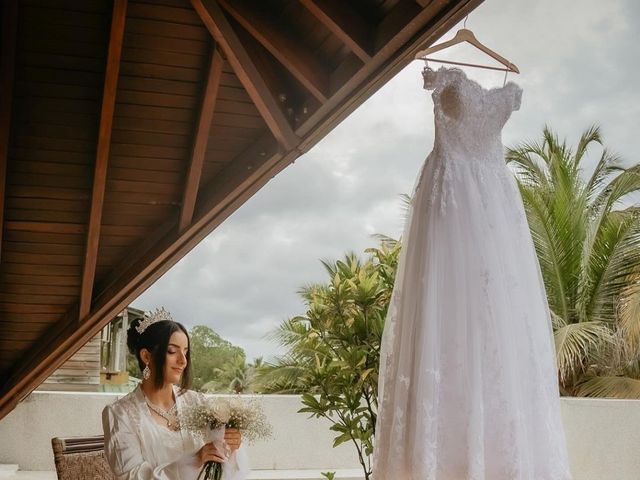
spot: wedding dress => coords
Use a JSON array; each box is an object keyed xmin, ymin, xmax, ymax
[
  {"xmin": 372, "ymin": 67, "xmax": 573, "ymax": 480},
  {"xmin": 103, "ymin": 384, "xmax": 249, "ymax": 480}
]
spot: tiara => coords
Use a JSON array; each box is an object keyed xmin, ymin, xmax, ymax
[{"xmin": 135, "ymin": 307, "xmax": 174, "ymax": 334}]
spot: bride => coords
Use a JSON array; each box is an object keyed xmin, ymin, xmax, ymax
[{"xmin": 102, "ymin": 308, "xmax": 246, "ymax": 479}]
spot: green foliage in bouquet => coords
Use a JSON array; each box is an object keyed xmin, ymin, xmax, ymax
[{"xmin": 258, "ymin": 240, "xmax": 401, "ymax": 480}]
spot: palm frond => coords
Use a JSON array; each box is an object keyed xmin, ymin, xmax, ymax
[
  {"xmin": 506, "ymin": 145, "xmax": 549, "ymax": 187},
  {"xmin": 584, "ymin": 148, "xmax": 624, "ymax": 201},
  {"xmin": 619, "ymin": 275, "xmax": 640, "ymax": 354},
  {"xmin": 575, "ymin": 375, "xmax": 640, "ymax": 399},
  {"xmin": 582, "ymin": 211, "xmax": 640, "ymax": 322},
  {"xmin": 574, "ymin": 124, "xmax": 602, "ymax": 166},
  {"xmin": 554, "ymin": 321, "xmax": 614, "ymax": 385}
]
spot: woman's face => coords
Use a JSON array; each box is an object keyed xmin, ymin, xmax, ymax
[{"xmin": 164, "ymin": 330, "xmax": 189, "ymax": 385}]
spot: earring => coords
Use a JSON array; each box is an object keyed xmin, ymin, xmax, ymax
[{"xmin": 143, "ymin": 364, "xmax": 151, "ymax": 380}]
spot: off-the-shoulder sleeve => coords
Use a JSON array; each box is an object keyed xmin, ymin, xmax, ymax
[
  {"xmin": 504, "ymin": 82, "xmax": 523, "ymax": 111},
  {"xmin": 102, "ymin": 404, "xmax": 199, "ymax": 480}
]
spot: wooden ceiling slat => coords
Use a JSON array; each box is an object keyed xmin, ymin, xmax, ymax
[
  {"xmin": 12, "ymin": 135, "xmax": 97, "ymax": 153},
  {"xmin": 108, "ymin": 167, "xmax": 182, "ymax": 184},
  {"xmin": 14, "ymin": 123, "xmax": 98, "ymax": 142},
  {"xmin": 219, "ymin": 0, "xmax": 330, "ymax": 103},
  {"xmin": 119, "ymin": 61, "xmax": 202, "ymax": 83},
  {"xmin": 14, "ymin": 98, "xmax": 100, "ymax": 116},
  {"xmin": 179, "ymin": 47, "xmax": 223, "ymax": 232},
  {"xmin": 2, "ymin": 270, "xmax": 83, "ymax": 284},
  {"xmin": 299, "ymin": 0, "xmax": 372, "ymax": 62},
  {"xmin": 0, "ymin": 0, "xmax": 19, "ymax": 263},
  {"xmin": 118, "ymin": 75, "xmax": 200, "ymax": 96},
  {"xmin": 2, "ymin": 251, "xmax": 82, "ymax": 266},
  {"xmin": 123, "ymin": 32, "xmax": 208, "ymax": 55},
  {"xmin": 0, "ymin": 317, "xmax": 59, "ymax": 328},
  {"xmin": 115, "ymin": 90, "xmax": 199, "ymax": 109},
  {"xmin": 0, "ymin": 302, "xmax": 68, "ymax": 313},
  {"xmin": 114, "ymin": 104, "xmax": 195, "ymax": 122},
  {"xmin": 107, "ymin": 179, "xmax": 182, "ymax": 196},
  {"xmin": 2, "ymin": 283, "xmax": 80, "ymax": 296},
  {"xmin": 17, "ymin": 66, "xmax": 104, "ymax": 87},
  {"xmin": 0, "ymin": 293, "xmax": 76, "ymax": 305},
  {"xmin": 122, "ymin": 47, "xmax": 206, "ymax": 70},
  {"xmin": 8, "ymin": 160, "xmax": 93, "ymax": 178},
  {"xmin": 127, "ymin": 2, "xmax": 203, "ymax": 26},
  {"xmin": 2, "ymin": 240, "xmax": 84, "ymax": 255},
  {"xmin": 18, "ymin": 52, "xmax": 106, "ymax": 73},
  {"xmin": 109, "ymin": 144, "xmax": 188, "ymax": 160},
  {"xmin": 109, "ymin": 156, "xmax": 186, "ymax": 172},
  {"xmin": 126, "ymin": 17, "xmax": 210, "ymax": 42},
  {"xmin": 7, "ymin": 186, "xmax": 90, "ymax": 201},
  {"xmin": 5, "ymin": 209, "xmax": 86, "ymax": 225},
  {"xmin": 5, "ymin": 221, "xmax": 85, "ymax": 235},
  {"xmin": 9, "ymin": 172, "xmax": 92, "ymax": 190},
  {"xmin": 111, "ymin": 130, "xmax": 192, "ymax": 148},
  {"xmin": 191, "ymin": 0, "xmax": 299, "ymax": 150},
  {"xmin": 2, "ymin": 230, "xmax": 85, "ymax": 246}
]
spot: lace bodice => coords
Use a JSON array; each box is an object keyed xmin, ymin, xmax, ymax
[{"xmin": 428, "ymin": 67, "xmax": 522, "ymax": 166}]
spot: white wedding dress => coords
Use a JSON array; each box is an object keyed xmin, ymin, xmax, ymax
[{"xmin": 372, "ymin": 67, "xmax": 573, "ymax": 480}]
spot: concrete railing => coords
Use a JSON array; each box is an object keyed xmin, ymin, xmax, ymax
[{"xmin": 1, "ymin": 392, "xmax": 640, "ymax": 479}]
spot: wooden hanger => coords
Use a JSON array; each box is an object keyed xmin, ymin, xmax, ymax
[{"xmin": 415, "ymin": 24, "xmax": 519, "ymax": 74}]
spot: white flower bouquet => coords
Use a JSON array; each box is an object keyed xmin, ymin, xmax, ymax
[{"xmin": 180, "ymin": 396, "xmax": 272, "ymax": 480}]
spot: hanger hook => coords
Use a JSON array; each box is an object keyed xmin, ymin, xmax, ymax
[{"xmin": 463, "ymin": 15, "xmax": 469, "ymax": 29}]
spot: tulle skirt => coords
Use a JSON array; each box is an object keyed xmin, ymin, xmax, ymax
[{"xmin": 372, "ymin": 150, "xmax": 573, "ymax": 480}]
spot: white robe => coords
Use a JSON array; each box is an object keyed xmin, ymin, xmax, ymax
[{"xmin": 102, "ymin": 385, "xmax": 249, "ymax": 480}]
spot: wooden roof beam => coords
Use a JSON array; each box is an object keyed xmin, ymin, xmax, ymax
[
  {"xmin": 299, "ymin": 0, "xmax": 372, "ymax": 63},
  {"xmin": 79, "ymin": 0, "xmax": 127, "ymax": 320},
  {"xmin": 218, "ymin": 0, "xmax": 330, "ymax": 103},
  {"xmin": 0, "ymin": 0, "xmax": 18, "ymax": 264},
  {"xmin": 179, "ymin": 47, "xmax": 224, "ymax": 233},
  {"xmin": 191, "ymin": 0, "xmax": 299, "ymax": 151}
]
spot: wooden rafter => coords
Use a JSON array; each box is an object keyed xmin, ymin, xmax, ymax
[
  {"xmin": 296, "ymin": 0, "xmax": 470, "ymax": 142},
  {"xmin": 79, "ymin": 0, "xmax": 127, "ymax": 320},
  {"xmin": 191, "ymin": 0, "xmax": 299, "ymax": 150},
  {"xmin": 299, "ymin": 0, "xmax": 372, "ymax": 63},
  {"xmin": 218, "ymin": 0, "xmax": 330, "ymax": 102},
  {"xmin": 0, "ymin": 0, "xmax": 18, "ymax": 264},
  {"xmin": 179, "ymin": 47, "xmax": 224, "ymax": 233}
]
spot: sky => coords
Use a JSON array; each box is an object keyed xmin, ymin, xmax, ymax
[{"xmin": 135, "ymin": 0, "xmax": 640, "ymax": 362}]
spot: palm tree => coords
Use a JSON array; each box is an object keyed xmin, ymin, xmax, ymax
[{"xmin": 506, "ymin": 125, "xmax": 640, "ymax": 397}]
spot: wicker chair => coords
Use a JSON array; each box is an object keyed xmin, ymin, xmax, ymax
[{"xmin": 51, "ymin": 435, "xmax": 114, "ymax": 480}]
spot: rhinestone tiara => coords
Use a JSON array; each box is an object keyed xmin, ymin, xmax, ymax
[{"xmin": 135, "ymin": 307, "xmax": 174, "ymax": 334}]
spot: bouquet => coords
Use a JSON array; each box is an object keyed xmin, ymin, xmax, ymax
[{"xmin": 180, "ymin": 396, "xmax": 272, "ymax": 480}]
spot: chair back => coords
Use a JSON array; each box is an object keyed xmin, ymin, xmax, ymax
[{"xmin": 51, "ymin": 435, "xmax": 114, "ymax": 480}]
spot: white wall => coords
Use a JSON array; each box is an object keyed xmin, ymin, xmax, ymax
[
  {"xmin": 1, "ymin": 392, "xmax": 640, "ymax": 479},
  {"xmin": 0, "ymin": 391, "xmax": 359, "ymax": 472}
]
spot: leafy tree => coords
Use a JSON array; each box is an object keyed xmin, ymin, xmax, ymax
[
  {"xmin": 188, "ymin": 325, "xmax": 247, "ymax": 391},
  {"xmin": 201, "ymin": 355, "xmax": 264, "ymax": 393},
  {"xmin": 258, "ymin": 241, "xmax": 401, "ymax": 480},
  {"xmin": 507, "ymin": 125, "xmax": 640, "ymax": 397}
]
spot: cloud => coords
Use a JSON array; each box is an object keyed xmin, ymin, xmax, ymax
[{"xmin": 135, "ymin": 0, "xmax": 640, "ymax": 362}]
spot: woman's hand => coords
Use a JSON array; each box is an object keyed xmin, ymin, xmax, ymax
[
  {"xmin": 224, "ymin": 428, "xmax": 242, "ymax": 454},
  {"xmin": 196, "ymin": 442, "xmax": 227, "ymax": 467}
]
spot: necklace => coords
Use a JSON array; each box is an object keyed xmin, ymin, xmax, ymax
[{"xmin": 146, "ymin": 400, "xmax": 180, "ymax": 431}]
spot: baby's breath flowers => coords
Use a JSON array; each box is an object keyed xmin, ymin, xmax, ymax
[{"xmin": 180, "ymin": 396, "xmax": 272, "ymax": 480}]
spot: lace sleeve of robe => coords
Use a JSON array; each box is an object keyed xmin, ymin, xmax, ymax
[{"xmin": 102, "ymin": 403, "xmax": 200, "ymax": 480}]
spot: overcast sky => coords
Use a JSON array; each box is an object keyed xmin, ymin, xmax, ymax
[{"xmin": 135, "ymin": 0, "xmax": 640, "ymax": 362}]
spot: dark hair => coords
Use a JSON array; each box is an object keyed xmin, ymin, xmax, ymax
[{"xmin": 127, "ymin": 318, "xmax": 192, "ymax": 390}]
